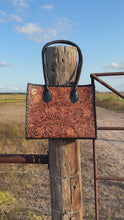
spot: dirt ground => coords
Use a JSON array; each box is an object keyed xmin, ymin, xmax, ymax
[{"xmin": 96, "ymin": 107, "xmax": 124, "ymax": 177}]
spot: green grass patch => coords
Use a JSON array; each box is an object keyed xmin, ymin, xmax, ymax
[
  {"xmin": 96, "ymin": 92, "xmax": 124, "ymax": 111},
  {"xmin": 0, "ymin": 191, "xmax": 45, "ymax": 220},
  {"xmin": 0, "ymin": 93, "xmax": 25, "ymax": 104},
  {"xmin": 0, "ymin": 93, "xmax": 26, "ymax": 106},
  {"xmin": 0, "ymin": 191, "xmax": 16, "ymax": 206},
  {"xmin": 0, "ymin": 123, "xmax": 25, "ymax": 138},
  {"xmin": 0, "ymin": 191, "xmax": 17, "ymax": 220},
  {"xmin": 0, "ymin": 93, "xmax": 26, "ymax": 100},
  {"xmin": 0, "ymin": 99, "xmax": 25, "ymax": 104}
]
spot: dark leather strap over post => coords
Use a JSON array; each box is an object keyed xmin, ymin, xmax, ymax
[{"xmin": 42, "ymin": 40, "xmax": 83, "ymax": 103}]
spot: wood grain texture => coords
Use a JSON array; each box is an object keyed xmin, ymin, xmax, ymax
[
  {"xmin": 26, "ymin": 45, "xmax": 84, "ymax": 220},
  {"xmin": 48, "ymin": 139, "xmax": 82, "ymax": 219},
  {"xmin": 46, "ymin": 46, "xmax": 83, "ymax": 220},
  {"xmin": 26, "ymin": 84, "xmax": 96, "ymax": 139},
  {"xmin": 45, "ymin": 46, "xmax": 77, "ymax": 86}
]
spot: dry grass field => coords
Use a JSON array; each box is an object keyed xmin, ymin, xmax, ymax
[{"xmin": 0, "ymin": 93, "xmax": 124, "ymax": 219}]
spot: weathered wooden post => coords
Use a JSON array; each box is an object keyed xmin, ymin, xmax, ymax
[
  {"xmin": 26, "ymin": 40, "xmax": 96, "ymax": 220},
  {"xmin": 45, "ymin": 44, "xmax": 83, "ymax": 219}
]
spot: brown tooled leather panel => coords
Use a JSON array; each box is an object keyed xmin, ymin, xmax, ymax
[{"xmin": 26, "ymin": 84, "xmax": 96, "ymax": 139}]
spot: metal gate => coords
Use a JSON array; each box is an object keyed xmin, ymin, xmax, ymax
[{"xmin": 91, "ymin": 72, "xmax": 124, "ymax": 220}]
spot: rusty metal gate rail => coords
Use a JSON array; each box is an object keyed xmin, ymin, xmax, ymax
[
  {"xmin": 0, "ymin": 154, "xmax": 48, "ymax": 164},
  {"xmin": 91, "ymin": 72, "xmax": 124, "ymax": 220}
]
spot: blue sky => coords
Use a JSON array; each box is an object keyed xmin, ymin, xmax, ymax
[{"xmin": 0, "ymin": 0, "xmax": 124, "ymax": 92}]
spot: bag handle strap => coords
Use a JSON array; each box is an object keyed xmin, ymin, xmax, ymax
[{"xmin": 42, "ymin": 40, "xmax": 83, "ymax": 103}]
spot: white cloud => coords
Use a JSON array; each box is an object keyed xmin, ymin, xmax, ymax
[
  {"xmin": 14, "ymin": 17, "xmax": 74, "ymax": 43},
  {"xmin": 10, "ymin": 0, "xmax": 29, "ymax": 7},
  {"xmin": 0, "ymin": 10, "xmax": 6, "ymax": 22},
  {"xmin": 9, "ymin": 14, "xmax": 23, "ymax": 22},
  {"xmin": 0, "ymin": 61, "xmax": 11, "ymax": 67},
  {"xmin": 13, "ymin": 87, "xmax": 18, "ymax": 90},
  {"xmin": 31, "ymin": 28, "xmax": 58, "ymax": 43},
  {"xmin": 15, "ymin": 22, "xmax": 58, "ymax": 42},
  {"xmin": 0, "ymin": 86, "xmax": 26, "ymax": 93},
  {"xmin": 0, "ymin": 10, "xmax": 22, "ymax": 23},
  {"xmin": 42, "ymin": 5, "xmax": 54, "ymax": 11},
  {"xmin": 0, "ymin": 18, "xmax": 4, "ymax": 23},
  {"xmin": 15, "ymin": 23, "xmax": 42, "ymax": 34},
  {"xmin": 0, "ymin": 11, "xmax": 6, "ymax": 16},
  {"xmin": 56, "ymin": 17, "xmax": 73, "ymax": 33},
  {"xmin": 107, "ymin": 62, "xmax": 124, "ymax": 70}
]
